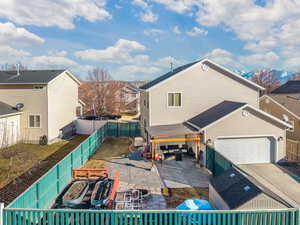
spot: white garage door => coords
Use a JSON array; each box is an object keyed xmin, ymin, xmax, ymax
[{"xmin": 215, "ymin": 137, "xmax": 275, "ymax": 164}]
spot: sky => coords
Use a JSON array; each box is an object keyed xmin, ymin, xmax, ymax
[{"xmin": 0, "ymin": 0, "xmax": 300, "ymax": 81}]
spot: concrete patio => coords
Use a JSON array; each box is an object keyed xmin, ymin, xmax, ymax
[{"xmin": 155, "ymin": 155, "xmax": 211, "ymax": 188}]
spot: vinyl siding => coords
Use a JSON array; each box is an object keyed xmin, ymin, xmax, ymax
[
  {"xmin": 0, "ymin": 84, "xmax": 48, "ymax": 143},
  {"xmin": 47, "ymin": 72, "xmax": 78, "ymax": 142},
  {"xmin": 260, "ymin": 96, "xmax": 300, "ymax": 141},
  {"xmin": 205, "ymin": 107, "xmax": 286, "ymax": 161},
  {"xmin": 148, "ymin": 63, "xmax": 259, "ymax": 126}
]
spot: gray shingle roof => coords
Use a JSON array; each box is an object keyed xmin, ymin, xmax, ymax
[
  {"xmin": 0, "ymin": 101, "xmax": 20, "ymax": 116},
  {"xmin": 271, "ymin": 80, "xmax": 300, "ymax": 94},
  {"xmin": 140, "ymin": 60, "xmax": 200, "ymax": 90},
  {"xmin": 211, "ymin": 167, "xmax": 262, "ymax": 209},
  {"xmin": 0, "ymin": 70, "xmax": 65, "ymax": 84},
  {"xmin": 187, "ymin": 101, "xmax": 246, "ymax": 129}
]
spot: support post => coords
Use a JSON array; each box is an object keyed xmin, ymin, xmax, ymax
[{"xmin": 0, "ymin": 202, "xmax": 4, "ymax": 225}]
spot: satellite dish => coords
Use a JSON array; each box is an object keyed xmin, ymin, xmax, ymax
[
  {"xmin": 15, "ymin": 103, "xmax": 24, "ymax": 111},
  {"xmin": 283, "ymin": 114, "xmax": 289, "ymax": 122}
]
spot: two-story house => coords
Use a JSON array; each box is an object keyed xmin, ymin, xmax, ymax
[
  {"xmin": 140, "ymin": 59, "xmax": 291, "ymax": 165},
  {"xmin": 0, "ymin": 70, "xmax": 81, "ymax": 144}
]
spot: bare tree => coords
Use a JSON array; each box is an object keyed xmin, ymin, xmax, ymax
[
  {"xmin": 251, "ymin": 70, "xmax": 281, "ymax": 94},
  {"xmin": 79, "ymin": 68, "xmax": 125, "ymax": 115}
]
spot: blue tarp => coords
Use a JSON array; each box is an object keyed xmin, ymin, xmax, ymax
[{"xmin": 176, "ymin": 199, "xmax": 214, "ymax": 210}]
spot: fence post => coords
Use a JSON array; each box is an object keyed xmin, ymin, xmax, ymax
[{"xmin": 0, "ymin": 202, "xmax": 4, "ymax": 225}]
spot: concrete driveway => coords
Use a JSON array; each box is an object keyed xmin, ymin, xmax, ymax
[
  {"xmin": 239, "ymin": 163, "xmax": 300, "ymax": 208},
  {"xmin": 155, "ymin": 155, "xmax": 211, "ymax": 188}
]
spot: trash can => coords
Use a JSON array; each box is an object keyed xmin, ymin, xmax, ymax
[{"xmin": 175, "ymin": 151, "xmax": 182, "ymax": 161}]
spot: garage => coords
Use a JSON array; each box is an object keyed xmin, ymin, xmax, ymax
[{"xmin": 215, "ymin": 136, "xmax": 276, "ymax": 164}]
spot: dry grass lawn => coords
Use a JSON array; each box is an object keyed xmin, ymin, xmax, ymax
[
  {"xmin": 83, "ymin": 137, "xmax": 132, "ymax": 169},
  {"xmin": 162, "ymin": 187, "xmax": 209, "ymax": 209},
  {"xmin": 0, "ymin": 135, "xmax": 87, "ymax": 188}
]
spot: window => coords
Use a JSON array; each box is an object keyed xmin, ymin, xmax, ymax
[
  {"xmin": 29, "ymin": 115, "xmax": 41, "ymax": 128},
  {"xmin": 168, "ymin": 93, "xmax": 182, "ymax": 107}
]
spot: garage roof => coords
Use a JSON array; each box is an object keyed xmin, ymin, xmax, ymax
[
  {"xmin": 0, "ymin": 101, "xmax": 21, "ymax": 117},
  {"xmin": 187, "ymin": 101, "xmax": 292, "ymax": 130},
  {"xmin": 187, "ymin": 101, "xmax": 246, "ymax": 130}
]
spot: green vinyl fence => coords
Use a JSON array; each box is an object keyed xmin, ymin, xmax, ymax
[
  {"xmin": 6, "ymin": 121, "xmax": 141, "ymax": 209},
  {"xmin": 3, "ymin": 208, "xmax": 299, "ymax": 225},
  {"xmin": 206, "ymin": 146, "xmax": 233, "ymax": 176}
]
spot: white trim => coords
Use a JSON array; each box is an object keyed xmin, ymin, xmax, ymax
[
  {"xmin": 215, "ymin": 135, "xmax": 278, "ymax": 162},
  {"xmin": 65, "ymin": 70, "xmax": 81, "ymax": 85},
  {"xmin": 167, "ymin": 92, "xmax": 183, "ymax": 108},
  {"xmin": 199, "ymin": 104, "xmax": 292, "ymax": 131},
  {"xmin": 145, "ymin": 58, "xmax": 265, "ymax": 91},
  {"xmin": 28, "ymin": 114, "xmax": 42, "ymax": 128},
  {"xmin": 48, "ymin": 70, "xmax": 81, "ymax": 86},
  {"xmin": 0, "ymin": 112, "xmax": 22, "ymax": 119},
  {"xmin": 260, "ymin": 95, "xmax": 300, "ymax": 120},
  {"xmin": 204, "ymin": 59, "xmax": 265, "ymax": 91},
  {"xmin": 246, "ymin": 104, "xmax": 293, "ymax": 129}
]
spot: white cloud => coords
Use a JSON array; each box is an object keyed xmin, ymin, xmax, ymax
[
  {"xmin": 186, "ymin": 27, "xmax": 208, "ymax": 37},
  {"xmin": 152, "ymin": 0, "xmax": 196, "ymax": 13},
  {"xmin": 75, "ymin": 39, "xmax": 147, "ymax": 64},
  {"xmin": 0, "ymin": 45, "xmax": 31, "ymax": 58},
  {"xmin": 48, "ymin": 50, "xmax": 68, "ymax": 57},
  {"xmin": 144, "ymin": 29, "xmax": 163, "ymax": 36},
  {"xmin": 29, "ymin": 56, "xmax": 77, "ymax": 68},
  {"xmin": 140, "ymin": 11, "xmax": 158, "ymax": 23},
  {"xmin": 155, "ymin": 56, "xmax": 186, "ymax": 68},
  {"xmin": 132, "ymin": 0, "xmax": 158, "ymax": 23},
  {"xmin": 204, "ymin": 48, "xmax": 244, "ymax": 70},
  {"xmin": 239, "ymin": 52, "xmax": 280, "ymax": 68},
  {"xmin": 0, "ymin": 22, "xmax": 44, "ymax": 46},
  {"xmin": 115, "ymin": 65, "xmax": 161, "ymax": 80},
  {"xmin": 0, "ymin": 0, "xmax": 111, "ymax": 29},
  {"xmin": 172, "ymin": 26, "xmax": 181, "ymax": 34}
]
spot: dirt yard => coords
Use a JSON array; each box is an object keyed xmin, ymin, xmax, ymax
[
  {"xmin": 162, "ymin": 187, "xmax": 209, "ymax": 209},
  {"xmin": 0, "ymin": 135, "xmax": 88, "ymax": 205},
  {"xmin": 83, "ymin": 137, "xmax": 132, "ymax": 169}
]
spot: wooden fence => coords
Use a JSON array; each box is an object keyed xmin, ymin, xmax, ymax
[{"xmin": 287, "ymin": 139, "xmax": 300, "ymax": 161}]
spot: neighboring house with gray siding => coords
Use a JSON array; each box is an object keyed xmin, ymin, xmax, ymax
[
  {"xmin": 0, "ymin": 70, "xmax": 81, "ymax": 144},
  {"xmin": 140, "ymin": 59, "xmax": 291, "ymax": 165}
]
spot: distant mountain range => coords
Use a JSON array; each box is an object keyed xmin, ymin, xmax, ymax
[{"xmin": 236, "ymin": 69, "xmax": 299, "ymax": 84}]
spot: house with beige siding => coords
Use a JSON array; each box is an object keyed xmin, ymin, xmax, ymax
[
  {"xmin": 0, "ymin": 70, "xmax": 81, "ymax": 144},
  {"xmin": 140, "ymin": 59, "xmax": 291, "ymax": 165}
]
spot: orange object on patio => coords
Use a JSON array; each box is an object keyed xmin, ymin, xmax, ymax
[
  {"xmin": 72, "ymin": 168, "xmax": 108, "ymax": 180},
  {"xmin": 109, "ymin": 171, "xmax": 120, "ymax": 201}
]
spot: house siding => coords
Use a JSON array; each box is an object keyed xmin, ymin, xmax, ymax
[
  {"xmin": 47, "ymin": 72, "xmax": 78, "ymax": 142},
  {"xmin": 148, "ymin": 63, "xmax": 259, "ymax": 126},
  {"xmin": 0, "ymin": 84, "xmax": 48, "ymax": 143},
  {"xmin": 260, "ymin": 96, "xmax": 300, "ymax": 141},
  {"xmin": 238, "ymin": 194, "xmax": 287, "ymax": 210},
  {"xmin": 205, "ymin": 107, "xmax": 286, "ymax": 161}
]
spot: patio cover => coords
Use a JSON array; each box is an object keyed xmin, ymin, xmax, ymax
[{"xmin": 147, "ymin": 123, "xmax": 198, "ymax": 137}]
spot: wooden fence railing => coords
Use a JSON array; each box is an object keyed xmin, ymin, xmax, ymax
[
  {"xmin": 72, "ymin": 168, "xmax": 109, "ymax": 180},
  {"xmin": 287, "ymin": 139, "xmax": 300, "ymax": 161}
]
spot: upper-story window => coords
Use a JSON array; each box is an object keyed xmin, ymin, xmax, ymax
[{"xmin": 168, "ymin": 93, "xmax": 182, "ymax": 107}]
